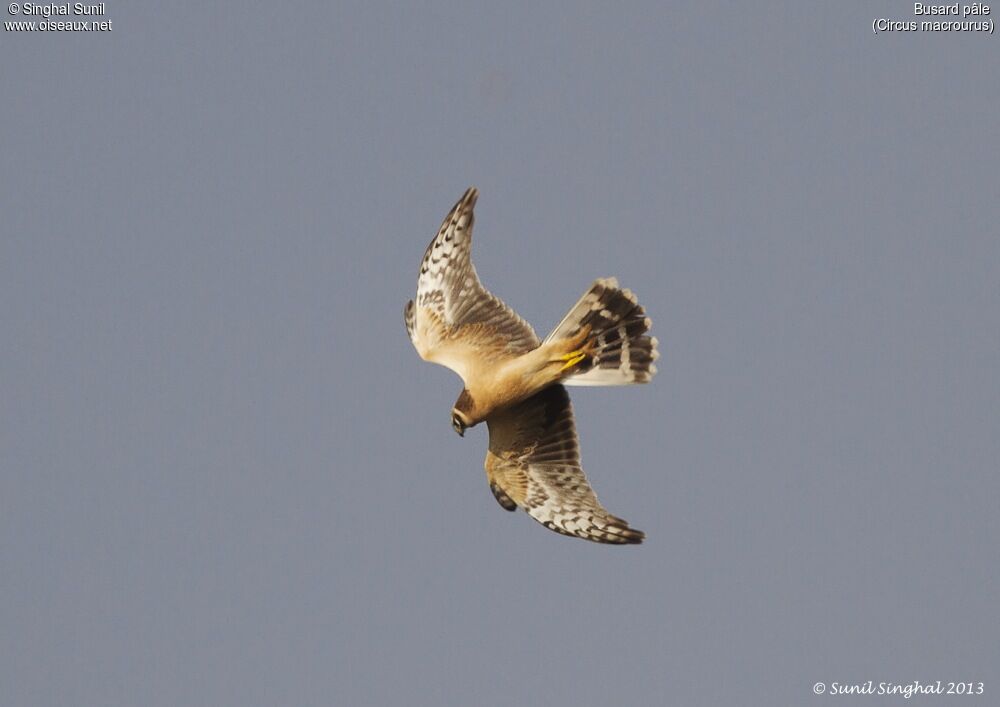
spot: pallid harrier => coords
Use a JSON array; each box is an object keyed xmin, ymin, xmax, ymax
[{"xmin": 405, "ymin": 188, "xmax": 658, "ymax": 544}]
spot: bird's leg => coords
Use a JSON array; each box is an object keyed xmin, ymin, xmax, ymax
[
  {"xmin": 554, "ymin": 325, "xmax": 594, "ymax": 372},
  {"xmin": 558, "ymin": 350, "xmax": 588, "ymax": 371}
]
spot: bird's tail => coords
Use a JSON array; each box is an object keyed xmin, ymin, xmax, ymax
[{"xmin": 544, "ymin": 278, "xmax": 659, "ymax": 386}]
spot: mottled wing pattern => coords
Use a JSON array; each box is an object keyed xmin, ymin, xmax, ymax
[
  {"xmin": 405, "ymin": 187, "xmax": 539, "ymax": 381},
  {"xmin": 485, "ymin": 384, "xmax": 644, "ymax": 544}
]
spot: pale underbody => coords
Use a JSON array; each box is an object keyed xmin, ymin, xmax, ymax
[{"xmin": 414, "ymin": 307, "xmax": 592, "ymax": 425}]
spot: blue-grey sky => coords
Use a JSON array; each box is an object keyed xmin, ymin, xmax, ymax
[{"xmin": 2, "ymin": 2, "xmax": 998, "ymax": 705}]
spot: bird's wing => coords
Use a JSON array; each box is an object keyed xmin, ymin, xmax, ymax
[
  {"xmin": 484, "ymin": 384, "xmax": 644, "ymax": 544},
  {"xmin": 405, "ymin": 187, "xmax": 538, "ymax": 384}
]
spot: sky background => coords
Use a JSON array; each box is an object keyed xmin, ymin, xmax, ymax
[{"xmin": 2, "ymin": 2, "xmax": 998, "ymax": 705}]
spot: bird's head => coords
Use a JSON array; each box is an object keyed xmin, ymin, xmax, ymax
[
  {"xmin": 451, "ymin": 410, "xmax": 469, "ymax": 437},
  {"xmin": 451, "ymin": 389, "xmax": 476, "ymax": 437}
]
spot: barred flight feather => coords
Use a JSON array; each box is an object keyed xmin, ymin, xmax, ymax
[{"xmin": 545, "ymin": 279, "xmax": 659, "ymax": 386}]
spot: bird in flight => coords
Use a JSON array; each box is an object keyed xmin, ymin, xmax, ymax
[{"xmin": 404, "ymin": 188, "xmax": 658, "ymax": 544}]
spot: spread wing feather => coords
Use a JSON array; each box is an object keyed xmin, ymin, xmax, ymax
[
  {"xmin": 404, "ymin": 188, "xmax": 538, "ymax": 381},
  {"xmin": 485, "ymin": 384, "xmax": 644, "ymax": 545}
]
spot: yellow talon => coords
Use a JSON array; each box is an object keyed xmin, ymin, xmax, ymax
[{"xmin": 558, "ymin": 350, "xmax": 588, "ymax": 372}]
